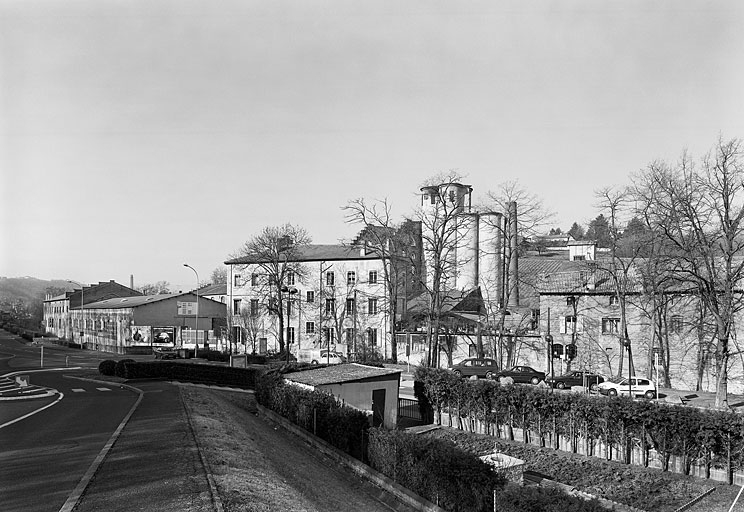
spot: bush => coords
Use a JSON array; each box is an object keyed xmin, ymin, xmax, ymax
[
  {"xmin": 368, "ymin": 428, "xmax": 506, "ymax": 512},
  {"xmin": 199, "ymin": 349, "xmax": 230, "ymax": 362},
  {"xmin": 98, "ymin": 360, "xmax": 117, "ymax": 376},
  {"xmin": 120, "ymin": 361, "xmax": 259, "ymax": 388},
  {"xmin": 115, "ymin": 359, "xmax": 136, "ymax": 378}
]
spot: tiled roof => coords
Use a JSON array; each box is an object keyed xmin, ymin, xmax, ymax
[
  {"xmin": 82, "ymin": 293, "xmax": 194, "ymax": 309},
  {"xmin": 198, "ymin": 283, "xmax": 227, "ymax": 296},
  {"xmin": 225, "ymin": 244, "xmax": 385, "ymax": 265},
  {"xmin": 285, "ymin": 363, "xmax": 401, "ymax": 387}
]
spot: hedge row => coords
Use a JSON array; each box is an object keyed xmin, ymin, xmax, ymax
[
  {"xmin": 98, "ymin": 360, "xmax": 258, "ymax": 388},
  {"xmin": 254, "ymin": 368, "xmax": 369, "ymax": 460},
  {"xmin": 415, "ymin": 367, "xmax": 744, "ymax": 482}
]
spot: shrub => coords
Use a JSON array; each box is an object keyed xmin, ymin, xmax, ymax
[
  {"xmin": 199, "ymin": 349, "xmax": 230, "ymax": 362},
  {"xmin": 368, "ymin": 428, "xmax": 506, "ymax": 512},
  {"xmin": 98, "ymin": 360, "xmax": 117, "ymax": 376},
  {"xmin": 115, "ymin": 358, "xmax": 136, "ymax": 378}
]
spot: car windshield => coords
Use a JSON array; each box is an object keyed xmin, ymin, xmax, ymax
[{"xmin": 608, "ymin": 376, "xmax": 626, "ymax": 384}]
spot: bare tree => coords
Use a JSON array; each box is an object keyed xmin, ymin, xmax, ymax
[
  {"xmin": 210, "ymin": 266, "xmax": 228, "ymax": 285},
  {"xmin": 343, "ymin": 198, "xmax": 421, "ymax": 363},
  {"xmin": 137, "ymin": 281, "xmax": 171, "ymax": 295},
  {"xmin": 231, "ymin": 224, "xmax": 311, "ymax": 355},
  {"xmin": 635, "ymin": 137, "xmax": 744, "ymax": 408}
]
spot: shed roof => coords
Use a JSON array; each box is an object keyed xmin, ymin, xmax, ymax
[{"xmin": 285, "ymin": 363, "xmax": 401, "ymax": 387}]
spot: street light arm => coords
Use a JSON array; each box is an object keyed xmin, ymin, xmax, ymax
[{"xmin": 183, "ymin": 264, "xmax": 200, "ymax": 356}]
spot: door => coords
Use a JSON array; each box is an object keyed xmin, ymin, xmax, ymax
[{"xmin": 372, "ymin": 389, "xmax": 386, "ymax": 428}]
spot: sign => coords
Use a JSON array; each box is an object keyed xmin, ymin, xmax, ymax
[
  {"xmin": 129, "ymin": 326, "xmax": 152, "ymax": 345},
  {"xmin": 152, "ymin": 327, "xmax": 175, "ymax": 347},
  {"xmin": 177, "ymin": 301, "xmax": 196, "ymax": 316}
]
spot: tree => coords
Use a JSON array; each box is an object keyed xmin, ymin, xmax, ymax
[
  {"xmin": 210, "ymin": 266, "xmax": 228, "ymax": 285},
  {"xmin": 137, "ymin": 281, "xmax": 171, "ymax": 295},
  {"xmin": 567, "ymin": 222, "xmax": 585, "ymax": 241},
  {"xmin": 231, "ymin": 224, "xmax": 311, "ymax": 355},
  {"xmin": 343, "ymin": 198, "xmax": 421, "ymax": 363},
  {"xmin": 549, "ymin": 227, "xmax": 563, "ymax": 235},
  {"xmin": 635, "ymin": 137, "xmax": 744, "ymax": 408},
  {"xmin": 585, "ymin": 214, "xmax": 611, "ymax": 247}
]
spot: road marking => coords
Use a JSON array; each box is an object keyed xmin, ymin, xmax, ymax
[
  {"xmin": 0, "ymin": 392, "xmax": 65, "ymax": 429},
  {"xmin": 71, "ymin": 388, "xmax": 86, "ymax": 393},
  {"xmin": 96, "ymin": 388, "xmax": 111, "ymax": 392}
]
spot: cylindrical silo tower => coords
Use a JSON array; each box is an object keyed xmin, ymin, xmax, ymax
[
  {"xmin": 456, "ymin": 211, "xmax": 479, "ymax": 291},
  {"xmin": 477, "ymin": 211, "xmax": 504, "ymax": 308}
]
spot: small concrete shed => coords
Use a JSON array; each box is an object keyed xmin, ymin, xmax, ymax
[{"xmin": 285, "ymin": 363, "xmax": 401, "ymax": 429}]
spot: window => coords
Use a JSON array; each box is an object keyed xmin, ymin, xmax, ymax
[
  {"xmin": 560, "ymin": 315, "xmax": 583, "ymax": 334},
  {"xmin": 251, "ymin": 273, "xmax": 258, "ymax": 286},
  {"xmin": 287, "ymin": 327, "xmax": 295, "ymax": 343},
  {"xmin": 346, "ymin": 298, "xmax": 356, "ymax": 315},
  {"xmin": 305, "ymin": 321, "xmax": 315, "ymax": 334},
  {"xmin": 368, "ymin": 270, "xmax": 378, "ymax": 284},
  {"xmin": 345, "ymin": 327, "xmax": 355, "ymax": 342},
  {"xmin": 323, "ymin": 327, "xmax": 336, "ymax": 342},
  {"xmin": 602, "ymin": 317, "xmax": 620, "ymax": 334},
  {"xmin": 368, "ymin": 328, "xmax": 378, "ymax": 346},
  {"xmin": 566, "ymin": 296, "xmax": 576, "ymax": 306},
  {"xmin": 325, "ymin": 298, "xmax": 335, "ymax": 314},
  {"xmin": 530, "ymin": 309, "xmax": 540, "ymax": 330},
  {"xmin": 368, "ymin": 298, "xmax": 378, "ymax": 315},
  {"xmin": 669, "ymin": 315, "xmax": 683, "ymax": 334},
  {"xmin": 306, "ymin": 290, "xmax": 314, "ymax": 303},
  {"xmin": 574, "ymin": 255, "xmax": 585, "ymax": 261},
  {"xmin": 250, "ymin": 299, "xmax": 259, "ymax": 315},
  {"xmin": 234, "ymin": 274, "xmax": 241, "ymax": 286},
  {"xmin": 286, "ymin": 271, "xmax": 295, "ymax": 286},
  {"xmin": 347, "ymin": 271, "xmax": 356, "ymax": 285},
  {"xmin": 609, "ymin": 295, "xmax": 619, "ymax": 306},
  {"xmin": 233, "ymin": 299, "xmax": 241, "ymax": 315},
  {"xmin": 326, "ymin": 271, "xmax": 335, "ymax": 286}
]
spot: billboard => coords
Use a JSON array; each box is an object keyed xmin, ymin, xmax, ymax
[
  {"xmin": 152, "ymin": 327, "xmax": 176, "ymax": 347},
  {"xmin": 129, "ymin": 326, "xmax": 152, "ymax": 346}
]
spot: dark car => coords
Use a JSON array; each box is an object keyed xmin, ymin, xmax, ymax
[
  {"xmin": 496, "ymin": 366, "xmax": 546, "ymax": 385},
  {"xmin": 546, "ymin": 371, "xmax": 604, "ymax": 390},
  {"xmin": 448, "ymin": 358, "xmax": 500, "ymax": 379}
]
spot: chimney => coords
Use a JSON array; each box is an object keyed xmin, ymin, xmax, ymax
[
  {"xmin": 130, "ymin": 274, "xmax": 134, "ymax": 289},
  {"xmin": 507, "ymin": 201, "xmax": 520, "ymax": 307}
]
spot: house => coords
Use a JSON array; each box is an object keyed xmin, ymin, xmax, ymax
[
  {"xmin": 72, "ymin": 292, "xmax": 226, "ymax": 354},
  {"xmin": 199, "ymin": 283, "xmax": 228, "ymax": 304},
  {"xmin": 42, "ymin": 280, "xmax": 142, "ymax": 343},
  {"xmin": 284, "ymin": 363, "xmax": 401, "ymax": 429}
]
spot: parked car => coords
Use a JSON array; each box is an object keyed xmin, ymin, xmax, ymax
[
  {"xmin": 546, "ymin": 371, "xmax": 604, "ymax": 390},
  {"xmin": 448, "ymin": 358, "xmax": 500, "ymax": 379},
  {"xmin": 153, "ymin": 347, "xmax": 179, "ymax": 360},
  {"xmin": 597, "ymin": 376, "xmax": 657, "ymax": 399},
  {"xmin": 497, "ymin": 366, "xmax": 546, "ymax": 385}
]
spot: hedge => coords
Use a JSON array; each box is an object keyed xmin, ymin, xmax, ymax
[
  {"xmin": 414, "ymin": 367, "xmax": 744, "ymax": 483},
  {"xmin": 103, "ymin": 361, "xmax": 258, "ymax": 388}
]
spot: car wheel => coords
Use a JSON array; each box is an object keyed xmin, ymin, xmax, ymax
[
  {"xmin": 530, "ymin": 377, "xmax": 540, "ymax": 385},
  {"xmin": 609, "ymin": 388, "xmax": 618, "ymax": 397},
  {"xmin": 453, "ymin": 370, "xmax": 462, "ymax": 378},
  {"xmin": 556, "ymin": 381, "xmax": 566, "ymax": 390},
  {"xmin": 590, "ymin": 383, "xmax": 599, "ymax": 392},
  {"xmin": 485, "ymin": 371, "xmax": 493, "ymax": 380},
  {"xmin": 311, "ymin": 360, "xmax": 318, "ymax": 365},
  {"xmin": 645, "ymin": 390, "xmax": 657, "ymax": 400}
]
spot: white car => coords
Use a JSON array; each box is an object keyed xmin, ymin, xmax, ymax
[{"xmin": 597, "ymin": 376, "xmax": 657, "ymax": 399}]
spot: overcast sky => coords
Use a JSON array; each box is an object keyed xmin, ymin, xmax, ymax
[{"xmin": 2, "ymin": 0, "xmax": 743, "ymax": 292}]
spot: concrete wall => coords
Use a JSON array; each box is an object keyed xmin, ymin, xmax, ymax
[{"xmin": 319, "ymin": 374, "xmax": 400, "ymax": 429}]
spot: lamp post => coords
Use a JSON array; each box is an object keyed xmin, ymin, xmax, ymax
[
  {"xmin": 184, "ymin": 264, "xmax": 200, "ymax": 358},
  {"xmin": 281, "ymin": 286, "xmax": 298, "ymax": 362},
  {"xmin": 68, "ymin": 280, "xmax": 86, "ymax": 349}
]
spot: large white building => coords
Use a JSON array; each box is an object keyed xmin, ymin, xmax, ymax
[{"xmin": 226, "ymin": 245, "xmax": 393, "ymax": 359}]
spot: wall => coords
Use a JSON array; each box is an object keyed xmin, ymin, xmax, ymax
[{"xmin": 319, "ymin": 374, "xmax": 400, "ymax": 429}]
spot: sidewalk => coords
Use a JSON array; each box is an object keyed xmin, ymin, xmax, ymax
[{"xmin": 73, "ymin": 380, "xmax": 214, "ymax": 512}]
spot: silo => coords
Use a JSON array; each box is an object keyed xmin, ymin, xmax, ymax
[
  {"xmin": 477, "ymin": 212, "xmax": 503, "ymax": 307},
  {"xmin": 456, "ymin": 211, "xmax": 479, "ymax": 290}
]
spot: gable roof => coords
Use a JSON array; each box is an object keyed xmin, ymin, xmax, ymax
[
  {"xmin": 198, "ymin": 283, "xmax": 227, "ymax": 296},
  {"xmin": 82, "ymin": 292, "xmax": 198, "ymax": 310},
  {"xmin": 285, "ymin": 363, "xmax": 401, "ymax": 387},
  {"xmin": 225, "ymin": 244, "xmax": 386, "ymax": 266}
]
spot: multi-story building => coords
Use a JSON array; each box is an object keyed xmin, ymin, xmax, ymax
[
  {"xmin": 226, "ymin": 245, "xmax": 393, "ymax": 358},
  {"xmin": 43, "ymin": 280, "xmax": 141, "ymax": 343}
]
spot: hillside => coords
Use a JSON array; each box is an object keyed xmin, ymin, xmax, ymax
[{"xmin": 0, "ymin": 276, "xmax": 74, "ymax": 304}]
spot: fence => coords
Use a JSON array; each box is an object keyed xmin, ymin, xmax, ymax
[
  {"xmin": 398, "ymin": 398, "xmax": 422, "ymax": 421},
  {"xmin": 438, "ymin": 410, "xmax": 744, "ymax": 486}
]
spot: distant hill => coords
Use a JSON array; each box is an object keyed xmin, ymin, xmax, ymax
[{"xmin": 0, "ymin": 276, "xmax": 75, "ymax": 304}]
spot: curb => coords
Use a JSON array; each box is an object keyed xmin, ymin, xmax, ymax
[
  {"xmin": 178, "ymin": 384, "xmax": 225, "ymax": 512},
  {"xmin": 256, "ymin": 403, "xmax": 446, "ymax": 512},
  {"xmin": 58, "ymin": 376, "xmax": 144, "ymax": 512}
]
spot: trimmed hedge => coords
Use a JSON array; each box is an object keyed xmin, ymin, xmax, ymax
[
  {"xmin": 115, "ymin": 359, "xmax": 136, "ymax": 378},
  {"xmin": 113, "ymin": 361, "xmax": 259, "ymax": 387},
  {"xmin": 98, "ymin": 359, "xmax": 117, "ymax": 376},
  {"xmin": 368, "ymin": 428, "xmax": 506, "ymax": 512}
]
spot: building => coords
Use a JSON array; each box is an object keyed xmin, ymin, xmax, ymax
[
  {"xmin": 43, "ymin": 280, "xmax": 142, "ymax": 343},
  {"xmin": 70, "ymin": 292, "xmax": 226, "ymax": 354},
  {"xmin": 226, "ymin": 245, "xmax": 392, "ymax": 358},
  {"xmin": 284, "ymin": 363, "xmax": 401, "ymax": 429}
]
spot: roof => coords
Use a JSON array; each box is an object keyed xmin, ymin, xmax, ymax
[
  {"xmin": 198, "ymin": 283, "xmax": 227, "ymax": 296},
  {"xmin": 285, "ymin": 363, "xmax": 401, "ymax": 387},
  {"xmin": 81, "ymin": 292, "xmax": 197, "ymax": 310},
  {"xmin": 226, "ymin": 244, "xmax": 386, "ymax": 265}
]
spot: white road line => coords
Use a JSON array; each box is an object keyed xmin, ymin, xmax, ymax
[
  {"xmin": 71, "ymin": 388, "xmax": 86, "ymax": 393},
  {"xmin": 96, "ymin": 388, "xmax": 111, "ymax": 392},
  {"xmin": 0, "ymin": 392, "xmax": 65, "ymax": 429}
]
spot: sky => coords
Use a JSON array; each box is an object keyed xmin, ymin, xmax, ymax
[{"xmin": 1, "ymin": 0, "xmax": 743, "ymax": 293}]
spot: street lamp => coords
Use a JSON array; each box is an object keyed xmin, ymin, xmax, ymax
[
  {"xmin": 281, "ymin": 286, "xmax": 298, "ymax": 362},
  {"xmin": 68, "ymin": 280, "xmax": 86, "ymax": 349},
  {"xmin": 184, "ymin": 264, "xmax": 200, "ymax": 358}
]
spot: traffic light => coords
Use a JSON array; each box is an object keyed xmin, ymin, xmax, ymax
[
  {"xmin": 551, "ymin": 343, "xmax": 564, "ymax": 359},
  {"xmin": 566, "ymin": 344, "xmax": 577, "ymax": 360}
]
